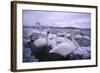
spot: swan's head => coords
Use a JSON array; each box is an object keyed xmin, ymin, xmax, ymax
[
  {"xmin": 43, "ymin": 28, "xmax": 50, "ymax": 35},
  {"xmin": 46, "ymin": 28, "xmax": 50, "ymax": 35},
  {"xmin": 35, "ymin": 22, "xmax": 40, "ymax": 26},
  {"xmin": 47, "ymin": 31, "xmax": 49, "ymax": 35}
]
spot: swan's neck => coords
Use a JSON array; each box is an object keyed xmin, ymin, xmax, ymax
[
  {"xmin": 38, "ymin": 24, "xmax": 42, "ymax": 37},
  {"xmin": 64, "ymin": 33, "xmax": 71, "ymax": 42},
  {"xmin": 64, "ymin": 34, "xmax": 69, "ymax": 41},
  {"xmin": 71, "ymin": 32, "xmax": 79, "ymax": 48},
  {"xmin": 46, "ymin": 31, "xmax": 49, "ymax": 45}
]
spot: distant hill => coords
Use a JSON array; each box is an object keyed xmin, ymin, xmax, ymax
[{"xmin": 23, "ymin": 25, "xmax": 90, "ymax": 30}]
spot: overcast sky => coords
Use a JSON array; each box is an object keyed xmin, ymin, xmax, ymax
[{"xmin": 23, "ymin": 10, "xmax": 91, "ymax": 28}]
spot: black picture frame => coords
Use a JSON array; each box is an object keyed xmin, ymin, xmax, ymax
[{"xmin": 11, "ymin": 1, "xmax": 98, "ymax": 72}]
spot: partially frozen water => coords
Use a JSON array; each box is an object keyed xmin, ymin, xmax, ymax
[{"xmin": 23, "ymin": 27, "xmax": 91, "ymax": 62}]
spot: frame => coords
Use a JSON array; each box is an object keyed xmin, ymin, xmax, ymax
[{"xmin": 11, "ymin": 1, "xmax": 98, "ymax": 72}]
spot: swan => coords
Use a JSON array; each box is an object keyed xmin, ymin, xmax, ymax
[
  {"xmin": 49, "ymin": 30, "xmax": 80, "ymax": 57},
  {"xmin": 33, "ymin": 22, "xmax": 49, "ymax": 48}
]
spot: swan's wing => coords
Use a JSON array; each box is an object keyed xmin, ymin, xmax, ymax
[
  {"xmin": 33, "ymin": 39, "xmax": 46, "ymax": 47},
  {"xmin": 49, "ymin": 42, "xmax": 76, "ymax": 57}
]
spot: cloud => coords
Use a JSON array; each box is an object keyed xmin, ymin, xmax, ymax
[{"xmin": 23, "ymin": 10, "xmax": 91, "ymax": 28}]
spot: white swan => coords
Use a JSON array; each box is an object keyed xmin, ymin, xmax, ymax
[
  {"xmin": 33, "ymin": 22, "xmax": 49, "ymax": 48},
  {"xmin": 49, "ymin": 30, "xmax": 80, "ymax": 57}
]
